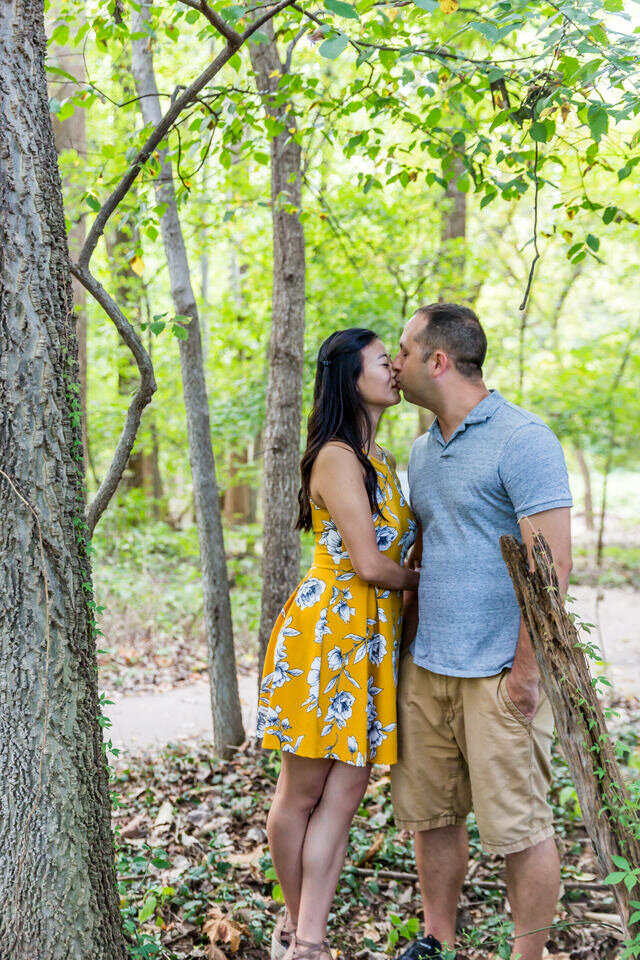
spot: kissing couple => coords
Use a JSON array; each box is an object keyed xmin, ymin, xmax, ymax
[{"xmin": 256, "ymin": 303, "xmax": 573, "ymax": 960}]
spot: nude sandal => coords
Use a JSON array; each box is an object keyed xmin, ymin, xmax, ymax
[
  {"xmin": 271, "ymin": 907, "xmax": 296, "ymax": 960},
  {"xmin": 283, "ymin": 934, "xmax": 333, "ymax": 960}
]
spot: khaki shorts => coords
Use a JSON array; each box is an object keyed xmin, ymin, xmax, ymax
[{"xmin": 390, "ymin": 654, "xmax": 555, "ymax": 855}]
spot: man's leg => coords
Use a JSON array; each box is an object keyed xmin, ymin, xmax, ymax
[
  {"xmin": 506, "ymin": 837, "xmax": 560, "ymax": 960},
  {"xmin": 391, "ymin": 662, "xmax": 471, "ymax": 957},
  {"xmin": 415, "ymin": 824, "xmax": 469, "ymax": 948},
  {"xmin": 463, "ymin": 673, "xmax": 557, "ymax": 960}
]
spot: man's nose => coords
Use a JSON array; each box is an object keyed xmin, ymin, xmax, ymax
[{"xmin": 391, "ymin": 353, "xmax": 402, "ymax": 372}]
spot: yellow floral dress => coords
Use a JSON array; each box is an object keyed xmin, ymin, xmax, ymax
[{"xmin": 257, "ymin": 450, "xmax": 416, "ymax": 766}]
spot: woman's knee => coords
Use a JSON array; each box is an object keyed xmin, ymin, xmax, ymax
[
  {"xmin": 274, "ymin": 758, "xmax": 332, "ymax": 814},
  {"xmin": 327, "ymin": 765, "xmax": 371, "ymax": 816}
]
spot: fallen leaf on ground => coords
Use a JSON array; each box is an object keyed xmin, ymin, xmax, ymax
[
  {"xmin": 154, "ymin": 799, "xmax": 174, "ymax": 828},
  {"xmin": 203, "ymin": 905, "xmax": 248, "ymax": 953},
  {"xmin": 120, "ymin": 812, "xmax": 148, "ymax": 839}
]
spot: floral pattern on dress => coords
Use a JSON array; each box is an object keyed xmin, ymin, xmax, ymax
[{"xmin": 257, "ymin": 448, "xmax": 416, "ymax": 766}]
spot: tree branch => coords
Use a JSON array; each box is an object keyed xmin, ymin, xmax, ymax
[
  {"xmin": 78, "ymin": 0, "xmax": 294, "ymax": 270},
  {"xmin": 70, "ymin": 264, "xmax": 157, "ymax": 537},
  {"xmin": 178, "ymin": 0, "xmax": 242, "ymax": 45},
  {"xmin": 242, "ymin": 0, "xmax": 295, "ymax": 39}
]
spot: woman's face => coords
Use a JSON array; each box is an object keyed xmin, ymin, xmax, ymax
[{"xmin": 356, "ymin": 338, "xmax": 401, "ymax": 409}]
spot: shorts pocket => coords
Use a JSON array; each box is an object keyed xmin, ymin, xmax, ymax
[{"xmin": 498, "ymin": 670, "xmax": 534, "ymax": 727}]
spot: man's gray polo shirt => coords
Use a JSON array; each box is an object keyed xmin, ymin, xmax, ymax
[{"xmin": 408, "ymin": 390, "xmax": 573, "ymax": 678}]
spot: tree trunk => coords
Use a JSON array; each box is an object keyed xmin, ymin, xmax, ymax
[
  {"xmin": 250, "ymin": 23, "xmax": 306, "ymax": 675},
  {"xmin": 223, "ymin": 235, "xmax": 255, "ymax": 524},
  {"xmin": 574, "ymin": 446, "xmax": 595, "ymax": 531},
  {"xmin": 131, "ymin": 5, "xmax": 244, "ymax": 756},
  {"xmin": 500, "ymin": 534, "xmax": 640, "ymax": 939},
  {"xmin": 0, "ymin": 4, "xmax": 126, "ymax": 956},
  {"xmin": 439, "ymin": 154, "xmax": 467, "ymax": 302}
]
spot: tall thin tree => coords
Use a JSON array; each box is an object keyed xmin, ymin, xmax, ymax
[
  {"xmin": 0, "ymin": 2, "xmax": 126, "ymax": 955},
  {"xmin": 131, "ymin": 2, "xmax": 244, "ymax": 756},
  {"xmin": 250, "ymin": 22, "xmax": 306, "ymax": 673}
]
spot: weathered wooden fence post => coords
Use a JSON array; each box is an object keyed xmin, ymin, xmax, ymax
[{"xmin": 500, "ymin": 533, "xmax": 640, "ymax": 939}]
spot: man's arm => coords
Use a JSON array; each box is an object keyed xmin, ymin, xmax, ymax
[{"xmin": 507, "ymin": 507, "xmax": 572, "ymax": 718}]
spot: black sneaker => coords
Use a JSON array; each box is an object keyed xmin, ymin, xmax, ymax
[{"xmin": 396, "ymin": 935, "xmax": 447, "ymax": 960}]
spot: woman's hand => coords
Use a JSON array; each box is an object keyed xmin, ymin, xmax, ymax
[{"xmin": 405, "ymin": 524, "xmax": 423, "ymax": 570}]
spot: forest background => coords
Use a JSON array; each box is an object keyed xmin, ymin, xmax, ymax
[
  {"xmin": 3, "ymin": 0, "xmax": 640, "ymax": 956},
  {"xmin": 50, "ymin": 0, "xmax": 640, "ymax": 694}
]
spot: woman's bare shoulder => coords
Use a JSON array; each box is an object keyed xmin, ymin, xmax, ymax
[{"xmin": 315, "ymin": 440, "xmax": 360, "ymax": 466}]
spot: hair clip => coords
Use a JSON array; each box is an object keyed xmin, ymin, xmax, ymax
[{"xmin": 321, "ymin": 359, "xmax": 331, "ymax": 366}]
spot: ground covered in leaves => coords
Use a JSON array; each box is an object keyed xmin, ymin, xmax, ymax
[{"xmin": 112, "ymin": 699, "xmax": 640, "ymax": 960}]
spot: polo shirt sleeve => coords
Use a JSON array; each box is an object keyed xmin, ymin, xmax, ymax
[{"xmin": 498, "ymin": 422, "xmax": 573, "ymax": 520}]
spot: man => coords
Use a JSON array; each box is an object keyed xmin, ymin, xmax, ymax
[{"xmin": 390, "ymin": 303, "xmax": 573, "ymax": 960}]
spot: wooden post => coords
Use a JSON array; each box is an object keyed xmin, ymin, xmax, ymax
[{"xmin": 500, "ymin": 533, "xmax": 640, "ymax": 939}]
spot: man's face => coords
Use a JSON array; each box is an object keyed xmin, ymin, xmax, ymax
[{"xmin": 392, "ymin": 315, "xmax": 433, "ymax": 407}]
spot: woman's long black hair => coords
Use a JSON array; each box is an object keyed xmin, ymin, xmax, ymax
[{"xmin": 297, "ymin": 328, "xmax": 381, "ymax": 532}]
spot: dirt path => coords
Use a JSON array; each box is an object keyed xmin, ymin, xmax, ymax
[{"xmin": 105, "ymin": 585, "xmax": 639, "ymax": 755}]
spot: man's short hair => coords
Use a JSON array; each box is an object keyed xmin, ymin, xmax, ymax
[{"xmin": 413, "ymin": 303, "xmax": 487, "ymax": 380}]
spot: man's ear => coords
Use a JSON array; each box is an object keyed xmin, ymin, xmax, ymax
[{"xmin": 431, "ymin": 349, "xmax": 449, "ymax": 375}]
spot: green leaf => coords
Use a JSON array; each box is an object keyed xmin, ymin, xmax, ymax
[
  {"xmin": 602, "ymin": 206, "xmax": 617, "ymax": 225},
  {"xmin": 379, "ymin": 49, "xmax": 396, "ymax": 70},
  {"xmin": 85, "ymin": 195, "xmax": 101, "ymax": 212},
  {"xmin": 604, "ymin": 0, "xmax": 624, "ymax": 8},
  {"xmin": 149, "ymin": 321, "xmax": 166, "ymax": 336},
  {"xmin": 530, "ymin": 121, "xmax": 548, "ymax": 143},
  {"xmin": 470, "ymin": 21, "xmax": 498, "ymax": 42},
  {"xmin": 138, "ymin": 895, "xmax": 157, "ymax": 923},
  {"xmin": 324, "ymin": 0, "xmax": 359, "ymax": 19},
  {"xmin": 413, "ymin": 0, "xmax": 438, "ymax": 9},
  {"xmin": 172, "ymin": 323, "xmax": 190, "ymax": 340},
  {"xmin": 587, "ymin": 104, "xmax": 608, "ymax": 142},
  {"xmin": 185, "ymin": 8, "xmax": 200, "ymax": 22},
  {"xmin": 612, "ymin": 855, "xmax": 631, "ymax": 869},
  {"xmin": 586, "ymin": 233, "xmax": 600, "ymax": 252},
  {"xmin": 58, "ymin": 101, "xmax": 75, "ymax": 122},
  {"xmin": 604, "ymin": 871, "xmax": 627, "ymax": 884},
  {"xmin": 626, "ymin": 874, "xmax": 640, "ymax": 892},
  {"xmin": 589, "ymin": 22, "xmax": 609, "ymax": 45},
  {"xmin": 560, "ymin": 55, "xmax": 580, "ymax": 81},
  {"xmin": 318, "ymin": 34, "xmax": 349, "ymax": 59},
  {"xmin": 426, "ymin": 107, "xmax": 442, "ymax": 127}
]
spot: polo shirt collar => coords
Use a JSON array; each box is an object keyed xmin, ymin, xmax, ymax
[{"xmin": 429, "ymin": 389, "xmax": 505, "ymax": 446}]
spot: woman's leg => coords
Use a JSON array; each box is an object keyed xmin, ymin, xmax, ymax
[
  {"xmin": 267, "ymin": 753, "xmax": 334, "ymax": 924},
  {"xmin": 296, "ymin": 760, "xmax": 372, "ymax": 943}
]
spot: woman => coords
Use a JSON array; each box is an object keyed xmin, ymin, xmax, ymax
[{"xmin": 256, "ymin": 328, "xmax": 418, "ymax": 960}]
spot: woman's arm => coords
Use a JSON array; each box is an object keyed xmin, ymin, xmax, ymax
[{"xmin": 311, "ymin": 443, "xmax": 419, "ymax": 592}]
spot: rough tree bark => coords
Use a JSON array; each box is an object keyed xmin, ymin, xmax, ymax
[
  {"xmin": 501, "ymin": 533, "xmax": 640, "ymax": 938},
  {"xmin": 0, "ymin": 3, "xmax": 126, "ymax": 957},
  {"xmin": 250, "ymin": 22, "xmax": 306, "ymax": 674},
  {"xmin": 131, "ymin": 4, "xmax": 244, "ymax": 756}
]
